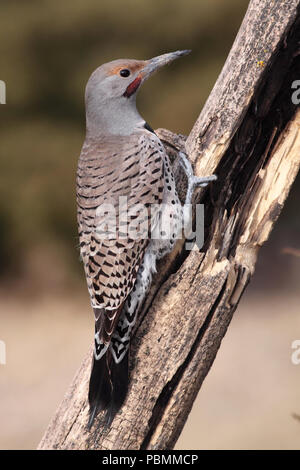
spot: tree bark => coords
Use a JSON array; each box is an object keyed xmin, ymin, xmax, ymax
[{"xmin": 38, "ymin": 0, "xmax": 300, "ymax": 450}]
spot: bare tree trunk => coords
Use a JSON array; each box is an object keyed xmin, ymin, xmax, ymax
[{"xmin": 38, "ymin": 0, "xmax": 300, "ymax": 450}]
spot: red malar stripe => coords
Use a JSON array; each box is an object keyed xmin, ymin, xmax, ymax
[{"xmin": 123, "ymin": 76, "xmax": 142, "ymax": 98}]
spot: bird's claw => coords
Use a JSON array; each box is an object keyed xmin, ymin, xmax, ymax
[{"xmin": 178, "ymin": 151, "xmax": 217, "ymax": 205}]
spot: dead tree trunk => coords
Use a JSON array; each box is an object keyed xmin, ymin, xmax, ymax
[{"xmin": 38, "ymin": 0, "xmax": 300, "ymax": 450}]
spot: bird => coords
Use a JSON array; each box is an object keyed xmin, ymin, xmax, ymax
[{"xmin": 76, "ymin": 50, "xmax": 216, "ymax": 428}]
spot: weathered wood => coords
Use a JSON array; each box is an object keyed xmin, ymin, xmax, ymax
[{"xmin": 38, "ymin": 0, "xmax": 300, "ymax": 450}]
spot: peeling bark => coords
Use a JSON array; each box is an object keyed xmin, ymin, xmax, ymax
[{"xmin": 38, "ymin": 0, "xmax": 300, "ymax": 450}]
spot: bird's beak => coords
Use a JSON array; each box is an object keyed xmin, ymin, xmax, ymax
[{"xmin": 141, "ymin": 50, "xmax": 191, "ymax": 80}]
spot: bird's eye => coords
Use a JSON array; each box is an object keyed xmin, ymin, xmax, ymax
[{"xmin": 120, "ymin": 69, "xmax": 131, "ymax": 78}]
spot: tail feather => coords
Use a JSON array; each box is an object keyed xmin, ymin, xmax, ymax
[
  {"xmin": 87, "ymin": 349, "xmax": 129, "ymax": 429},
  {"xmin": 106, "ymin": 350, "xmax": 129, "ymax": 425},
  {"xmin": 87, "ymin": 354, "xmax": 111, "ymax": 429}
]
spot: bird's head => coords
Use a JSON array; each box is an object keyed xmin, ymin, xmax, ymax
[{"xmin": 85, "ymin": 50, "xmax": 191, "ymax": 137}]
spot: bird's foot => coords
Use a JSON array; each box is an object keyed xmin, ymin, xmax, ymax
[{"xmin": 179, "ymin": 151, "xmax": 217, "ymax": 205}]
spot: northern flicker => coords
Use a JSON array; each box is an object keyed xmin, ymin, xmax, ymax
[{"xmin": 76, "ymin": 50, "xmax": 216, "ymax": 428}]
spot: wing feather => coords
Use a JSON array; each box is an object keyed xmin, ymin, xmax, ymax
[{"xmin": 77, "ymin": 130, "xmax": 165, "ymax": 343}]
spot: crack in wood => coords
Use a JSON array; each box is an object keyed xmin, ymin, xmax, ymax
[{"xmin": 203, "ymin": 9, "xmax": 300, "ymax": 260}]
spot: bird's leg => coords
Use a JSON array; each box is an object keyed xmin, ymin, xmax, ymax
[
  {"xmin": 178, "ymin": 151, "xmax": 217, "ymax": 246},
  {"xmin": 178, "ymin": 151, "xmax": 217, "ymax": 205}
]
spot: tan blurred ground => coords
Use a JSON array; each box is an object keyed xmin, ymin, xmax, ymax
[{"xmin": 1, "ymin": 283, "xmax": 300, "ymax": 450}]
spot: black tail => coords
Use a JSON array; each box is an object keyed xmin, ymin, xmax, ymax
[{"xmin": 88, "ymin": 349, "xmax": 129, "ymax": 429}]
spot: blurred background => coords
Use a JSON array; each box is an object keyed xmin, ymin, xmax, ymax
[{"xmin": 0, "ymin": 0, "xmax": 300, "ymax": 449}]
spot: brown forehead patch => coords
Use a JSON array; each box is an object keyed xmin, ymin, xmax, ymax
[{"xmin": 107, "ymin": 61, "xmax": 146, "ymax": 76}]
